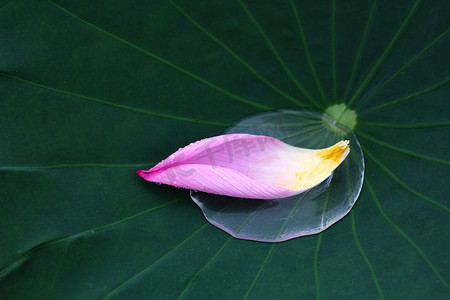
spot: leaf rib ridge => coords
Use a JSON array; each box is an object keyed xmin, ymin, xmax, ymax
[
  {"xmin": 243, "ymin": 244, "xmax": 276, "ymax": 300},
  {"xmin": 343, "ymin": 0, "xmax": 378, "ymax": 102},
  {"xmin": 46, "ymin": 0, "xmax": 269, "ymax": 110},
  {"xmin": 101, "ymin": 223, "xmax": 209, "ymax": 299},
  {"xmin": 277, "ymin": 192, "xmax": 310, "ymax": 240},
  {"xmin": 358, "ymin": 121, "xmax": 450, "ymax": 129},
  {"xmin": 313, "ymin": 234, "xmax": 323, "ymax": 300},
  {"xmin": 169, "ymin": 0, "xmax": 307, "ymax": 107},
  {"xmin": 331, "ymin": 0, "xmax": 337, "ymax": 102},
  {"xmin": 289, "ymin": 0, "xmax": 328, "ymax": 102},
  {"xmin": 366, "ymin": 180, "xmax": 450, "ymax": 289},
  {"xmin": 176, "ymin": 238, "xmax": 233, "ymax": 300},
  {"xmin": 351, "ymin": 211, "xmax": 385, "ymax": 300},
  {"xmin": 232, "ymin": 201, "xmax": 270, "ymax": 236},
  {"xmin": 348, "ymin": 0, "xmax": 422, "ymax": 106},
  {"xmin": 0, "ymin": 163, "xmax": 155, "ymax": 171},
  {"xmin": 102, "ymin": 201, "xmax": 242, "ymax": 299},
  {"xmin": 237, "ymin": 0, "xmax": 320, "ymax": 107},
  {"xmin": 358, "ymin": 131, "xmax": 450, "ymax": 165},
  {"xmin": 356, "ymin": 28, "xmax": 450, "ymax": 110},
  {"xmin": 363, "ymin": 147, "xmax": 450, "ymax": 213},
  {"xmin": 320, "ymin": 181, "xmax": 332, "ymax": 232},
  {"xmin": 359, "ymin": 79, "xmax": 450, "ymax": 115},
  {"xmin": 281, "ymin": 125, "xmax": 326, "ymax": 142},
  {"xmin": 343, "ymin": 0, "xmax": 378, "ymax": 103},
  {"xmin": 1, "ymin": 73, "xmax": 230, "ymax": 127},
  {"xmin": 0, "ymin": 200, "xmax": 179, "ymax": 277}
]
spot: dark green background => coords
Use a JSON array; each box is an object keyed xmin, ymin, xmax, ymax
[{"xmin": 1, "ymin": 0, "xmax": 449, "ymax": 299}]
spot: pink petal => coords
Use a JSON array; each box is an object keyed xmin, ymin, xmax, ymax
[{"xmin": 137, "ymin": 134, "xmax": 300, "ymax": 199}]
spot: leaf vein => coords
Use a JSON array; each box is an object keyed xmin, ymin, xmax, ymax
[
  {"xmin": 313, "ymin": 234, "xmax": 323, "ymax": 300},
  {"xmin": 343, "ymin": 0, "xmax": 378, "ymax": 103},
  {"xmin": 358, "ymin": 121, "xmax": 450, "ymax": 129},
  {"xmin": 366, "ymin": 180, "xmax": 450, "ymax": 289},
  {"xmin": 0, "ymin": 163, "xmax": 155, "ymax": 171},
  {"xmin": 169, "ymin": 0, "xmax": 307, "ymax": 107},
  {"xmin": 289, "ymin": 0, "xmax": 328, "ymax": 102},
  {"xmin": 0, "ymin": 200, "xmax": 179, "ymax": 277},
  {"xmin": 356, "ymin": 28, "xmax": 450, "ymax": 110},
  {"xmin": 243, "ymin": 244, "xmax": 276, "ymax": 300},
  {"xmin": 351, "ymin": 211, "xmax": 385, "ymax": 300},
  {"xmin": 358, "ymin": 131, "xmax": 450, "ymax": 165},
  {"xmin": 237, "ymin": 0, "xmax": 320, "ymax": 107},
  {"xmin": 331, "ymin": 0, "xmax": 337, "ymax": 102},
  {"xmin": 101, "ymin": 223, "xmax": 209, "ymax": 299},
  {"xmin": 362, "ymin": 147, "xmax": 449, "ymax": 213},
  {"xmin": 46, "ymin": 0, "xmax": 269, "ymax": 110},
  {"xmin": 348, "ymin": 0, "xmax": 422, "ymax": 106},
  {"xmin": 176, "ymin": 238, "xmax": 233, "ymax": 300},
  {"xmin": 360, "ymin": 79, "xmax": 450, "ymax": 115},
  {"xmin": 1, "ymin": 73, "xmax": 230, "ymax": 127}
]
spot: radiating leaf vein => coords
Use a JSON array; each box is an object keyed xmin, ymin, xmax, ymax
[
  {"xmin": 46, "ymin": 0, "xmax": 269, "ymax": 110},
  {"xmin": 1, "ymin": 73, "xmax": 230, "ymax": 127},
  {"xmin": 237, "ymin": 0, "xmax": 320, "ymax": 107},
  {"xmin": 176, "ymin": 237, "xmax": 233, "ymax": 300},
  {"xmin": 358, "ymin": 131, "xmax": 450, "ymax": 165},
  {"xmin": 101, "ymin": 223, "xmax": 210, "ymax": 299},
  {"xmin": 356, "ymin": 28, "xmax": 450, "ymax": 110},
  {"xmin": 243, "ymin": 244, "xmax": 276, "ymax": 300},
  {"xmin": 343, "ymin": 0, "xmax": 378, "ymax": 103},
  {"xmin": 289, "ymin": 0, "xmax": 328, "ymax": 102},
  {"xmin": 169, "ymin": 0, "xmax": 308, "ymax": 108},
  {"xmin": 363, "ymin": 147, "xmax": 449, "ymax": 213},
  {"xmin": 313, "ymin": 233, "xmax": 323, "ymax": 300},
  {"xmin": 331, "ymin": 0, "xmax": 337, "ymax": 102},
  {"xmin": 351, "ymin": 211, "xmax": 384, "ymax": 300},
  {"xmin": 366, "ymin": 180, "xmax": 449, "ymax": 289},
  {"xmin": 0, "ymin": 200, "xmax": 179, "ymax": 277},
  {"xmin": 358, "ymin": 121, "xmax": 450, "ymax": 129},
  {"xmin": 348, "ymin": 0, "xmax": 422, "ymax": 106},
  {"xmin": 359, "ymin": 79, "xmax": 450, "ymax": 114},
  {"xmin": 0, "ymin": 163, "xmax": 155, "ymax": 171}
]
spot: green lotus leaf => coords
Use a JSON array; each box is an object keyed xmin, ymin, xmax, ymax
[{"xmin": 1, "ymin": 0, "xmax": 448, "ymax": 299}]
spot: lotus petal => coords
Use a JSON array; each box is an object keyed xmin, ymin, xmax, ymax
[
  {"xmin": 137, "ymin": 134, "xmax": 350, "ymax": 199},
  {"xmin": 189, "ymin": 109, "xmax": 364, "ymax": 242}
]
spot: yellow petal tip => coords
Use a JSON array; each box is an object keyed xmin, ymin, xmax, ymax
[{"xmin": 318, "ymin": 140, "xmax": 350, "ymax": 162}]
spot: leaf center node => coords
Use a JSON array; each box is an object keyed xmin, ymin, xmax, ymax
[{"xmin": 322, "ymin": 104, "xmax": 357, "ymax": 134}]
